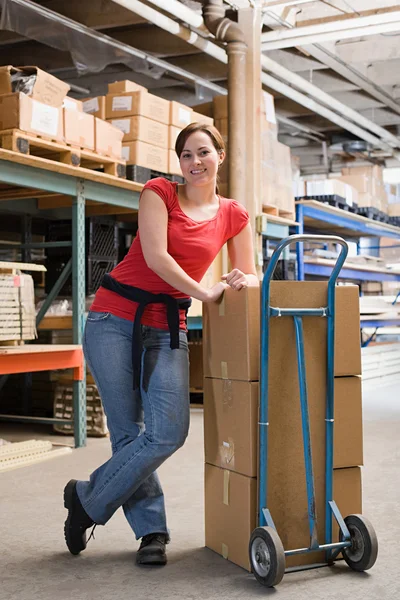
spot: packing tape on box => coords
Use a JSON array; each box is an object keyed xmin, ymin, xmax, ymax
[
  {"xmin": 221, "ymin": 543, "xmax": 229, "ymax": 559},
  {"xmin": 221, "ymin": 361, "xmax": 228, "ymax": 379},
  {"xmin": 221, "ymin": 438, "xmax": 235, "ymax": 467},
  {"xmin": 223, "ymin": 469, "xmax": 230, "ymax": 506}
]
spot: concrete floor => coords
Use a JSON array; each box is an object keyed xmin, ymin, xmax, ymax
[{"xmin": 0, "ymin": 382, "xmax": 399, "ymax": 600}]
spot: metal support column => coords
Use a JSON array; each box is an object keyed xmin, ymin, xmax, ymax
[
  {"xmin": 72, "ymin": 179, "xmax": 87, "ymax": 447},
  {"xmin": 296, "ymin": 203, "xmax": 305, "ymax": 280}
]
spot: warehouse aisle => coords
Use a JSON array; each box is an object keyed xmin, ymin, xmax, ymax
[{"xmin": 1, "ymin": 384, "xmax": 399, "ymax": 600}]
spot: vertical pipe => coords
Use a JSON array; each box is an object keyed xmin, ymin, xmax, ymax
[
  {"xmin": 296, "ymin": 203, "xmax": 305, "ymax": 280},
  {"xmin": 259, "ymin": 264, "xmax": 270, "ymax": 527},
  {"xmin": 72, "ymin": 180, "xmax": 87, "ymax": 448},
  {"xmin": 227, "ymin": 40, "xmax": 247, "ymax": 204}
]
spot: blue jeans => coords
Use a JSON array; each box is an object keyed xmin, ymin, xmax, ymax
[{"xmin": 76, "ymin": 311, "xmax": 190, "ymax": 540}]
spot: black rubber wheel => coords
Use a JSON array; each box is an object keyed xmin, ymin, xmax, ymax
[
  {"xmin": 249, "ymin": 526, "xmax": 285, "ymax": 587},
  {"xmin": 340, "ymin": 514, "xmax": 378, "ymax": 572}
]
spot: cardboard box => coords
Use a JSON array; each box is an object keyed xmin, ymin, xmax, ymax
[
  {"xmin": 63, "ymin": 109, "xmax": 95, "ymax": 151},
  {"xmin": 0, "ymin": 93, "xmax": 63, "ymax": 142},
  {"xmin": 214, "ymin": 118, "xmax": 228, "ymax": 137},
  {"xmin": 189, "ymin": 342, "xmax": 204, "ymax": 391},
  {"xmin": 62, "ymin": 97, "xmax": 83, "ymax": 111},
  {"xmin": 204, "ymin": 379, "xmax": 259, "ymax": 477},
  {"xmin": 122, "ymin": 140, "xmax": 168, "ymax": 172},
  {"xmin": 105, "ymin": 91, "xmax": 170, "ymax": 123},
  {"xmin": 82, "ymin": 96, "xmax": 106, "ymax": 120},
  {"xmin": 109, "ymin": 116, "xmax": 168, "ymax": 147},
  {"xmin": 191, "ymin": 111, "xmax": 214, "ymax": 127},
  {"xmin": 168, "ymin": 149, "xmax": 182, "ymax": 176},
  {"xmin": 205, "ymin": 464, "xmax": 256, "ymax": 572},
  {"xmin": 204, "ymin": 376, "xmax": 362, "ymax": 479},
  {"xmin": 108, "ymin": 80, "xmax": 147, "ymax": 94},
  {"xmin": 0, "ymin": 65, "xmax": 69, "ymax": 107},
  {"xmin": 213, "ymin": 95, "xmax": 228, "ymax": 119},
  {"xmin": 169, "ymin": 125, "xmax": 182, "ymax": 150},
  {"xmin": 205, "ymin": 464, "xmax": 361, "ymax": 571},
  {"xmin": 94, "ymin": 118, "xmax": 124, "ymax": 159},
  {"xmin": 203, "ymin": 283, "xmax": 361, "ymax": 381},
  {"xmin": 170, "ymin": 100, "xmax": 193, "ymax": 128},
  {"xmin": 192, "ymin": 101, "xmax": 213, "ymax": 118}
]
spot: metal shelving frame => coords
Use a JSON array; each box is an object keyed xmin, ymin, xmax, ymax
[{"xmin": 0, "ymin": 156, "xmax": 141, "ymax": 448}]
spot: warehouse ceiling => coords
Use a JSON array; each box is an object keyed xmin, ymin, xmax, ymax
[{"xmin": 0, "ymin": 0, "xmax": 400, "ymax": 174}]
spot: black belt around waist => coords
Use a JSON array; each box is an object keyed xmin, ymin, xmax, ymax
[{"xmin": 101, "ymin": 274, "xmax": 192, "ymax": 389}]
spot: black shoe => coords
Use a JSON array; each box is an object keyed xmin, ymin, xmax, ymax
[
  {"xmin": 63, "ymin": 479, "xmax": 95, "ymax": 555},
  {"xmin": 136, "ymin": 533, "xmax": 169, "ymax": 566}
]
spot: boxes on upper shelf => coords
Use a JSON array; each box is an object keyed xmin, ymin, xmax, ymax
[
  {"xmin": 108, "ymin": 80, "xmax": 147, "ymax": 94},
  {"xmin": 82, "ymin": 96, "xmax": 106, "ymax": 120},
  {"xmin": 122, "ymin": 140, "xmax": 168, "ymax": 173},
  {"xmin": 105, "ymin": 91, "xmax": 170, "ymax": 124},
  {"xmin": 94, "ymin": 118, "xmax": 124, "ymax": 159},
  {"xmin": 169, "ymin": 125, "xmax": 182, "ymax": 150},
  {"xmin": 63, "ymin": 109, "xmax": 95, "ymax": 151},
  {"xmin": 168, "ymin": 149, "xmax": 182, "ymax": 176},
  {"xmin": 0, "ymin": 93, "xmax": 63, "ymax": 142},
  {"xmin": 170, "ymin": 101, "xmax": 192, "ymax": 128},
  {"xmin": 191, "ymin": 111, "xmax": 214, "ymax": 127},
  {"xmin": 109, "ymin": 116, "xmax": 168, "ymax": 148},
  {"xmin": 0, "ymin": 65, "xmax": 69, "ymax": 107},
  {"xmin": 62, "ymin": 97, "xmax": 83, "ymax": 111}
]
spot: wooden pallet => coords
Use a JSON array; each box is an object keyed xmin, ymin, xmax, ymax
[
  {"xmin": 263, "ymin": 203, "xmax": 295, "ymax": 221},
  {"xmin": 0, "ymin": 129, "xmax": 126, "ymax": 178}
]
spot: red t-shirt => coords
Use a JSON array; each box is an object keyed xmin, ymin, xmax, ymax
[{"xmin": 90, "ymin": 177, "xmax": 249, "ymax": 329}]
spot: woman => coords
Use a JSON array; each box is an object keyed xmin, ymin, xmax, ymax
[{"xmin": 63, "ymin": 122, "xmax": 258, "ymax": 566}]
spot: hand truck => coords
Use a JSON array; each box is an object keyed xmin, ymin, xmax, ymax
[{"xmin": 249, "ymin": 234, "xmax": 378, "ymax": 587}]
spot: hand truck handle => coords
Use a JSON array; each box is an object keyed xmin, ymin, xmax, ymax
[{"xmin": 264, "ymin": 234, "xmax": 348, "ymax": 286}]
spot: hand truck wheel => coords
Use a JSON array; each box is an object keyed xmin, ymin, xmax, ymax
[
  {"xmin": 339, "ymin": 514, "xmax": 378, "ymax": 572},
  {"xmin": 249, "ymin": 526, "xmax": 285, "ymax": 587}
]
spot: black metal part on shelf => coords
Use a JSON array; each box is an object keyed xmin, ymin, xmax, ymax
[
  {"xmin": 126, "ymin": 164, "xmax": 184, "ymax": 185},
  {"xmin": 295, "ymin": 195, "xmax": 358, "ymax": 213},
  {"xmin": 356, "ymin": 206, "xmax": 390, "ymax": 223}
]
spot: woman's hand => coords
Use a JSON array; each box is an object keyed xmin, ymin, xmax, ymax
[
  {"xmin": 203, "ymin": 281, "xmax": 229, "ymax": 303},
  {"xmin": 221, "ymin": 269, "xmax": 248, "ymax": 291}
]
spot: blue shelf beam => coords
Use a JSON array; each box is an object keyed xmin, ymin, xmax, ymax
[{"xmin": 304, "ymin": 263, "xmax": 400, "ymax": 282}]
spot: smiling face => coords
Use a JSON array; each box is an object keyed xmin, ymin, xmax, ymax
[{"xmin": 178, "ymin": 130, "xmax": 225, "ymax": 187}]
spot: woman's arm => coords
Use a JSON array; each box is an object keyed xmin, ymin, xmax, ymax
[
  {"xmin": 222, "ymin": 222, "xmax": 259, "ymax": 290},
  {"xmin": 139, "ymin": 188, "xmax": 226, "ymax": 302}
]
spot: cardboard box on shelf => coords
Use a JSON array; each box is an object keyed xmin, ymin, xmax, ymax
[
  {"xmin": 0, "ymin": 65, "xmax": 69, "ymax": 107},
  {"xmin": 168, "ymin": 149, "xmax": 182, "ymax": 176},
  {"xmin": 170, "ymin": 100, "xmax": 193, "ymax": 128},
  {"xmin": 82, "ymin": 96, "xmax": 106, "ymax": 120},
  {"xmin": 213, "ymin": 95, "xmax": 228, "ymax": 119},
  {"xmin": 261, "ymin": 90, "xmax": 277, "ymax": 138},
  {"xmin": 108, "ymin": 80, "xmax": 147, "ymax": 94},
  {"xmin": 94, "ymin": 118, "xmax": 124, "ymax": 159},
  {"xmin": 0, "ymin": 93, "xmax": 63, "ymax": 142},
  {"xmin": 168, "ymin": 125, "xmax": 182, "ymax": 150},
  {"xmin": 203, "ymin": 282, "xmax": 361, "ymax": 381},
  {"xmin": 204, "ymin": 379, "xmax": 259, "ymax": 477},
  {"xmin": 214, "ymin": 118, "xmax": 228, "ymax": 137},
  {"xmin": 388, "ymin": 203, "xmax": 400, "ymax": 217},
  {"xmin": 109, "ymin": 115, "xmax": 168, "ymax": 148},
  {"xmin": 205, "ymin": 464, "xmax": 361, "ymax": 571},
  {"xmin": 189, "ymin": 342, "xmax": 204, "ymax": 391},
  {"xmin": 204, "ymin": 375, "xmax": 362, "ymax": 479},
  {"xmin": 191, "ymin": 111, "xmax": 214, "ymax": 127},
  {"xmin": 192, "ymin": 101, "xmax": 213, "ymax": 118},
  {"xmin": 105, "ymin": 91, "xmax": 170, "ymax": 123},
  {"xmin": 122, "ymin": 140, "xmax": 168, "ymax": 172},
  {"xmin": 63, "ymin": 109, "xmax": 95, "ymax": 151},
  {"xmin": 62, "ymin": 97, "xmax": 83, "ymax": 111}
]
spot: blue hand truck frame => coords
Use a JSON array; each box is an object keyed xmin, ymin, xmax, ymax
[{"xmin": 249, "ymin": 234, "xmax": 378, "ymax": 587}]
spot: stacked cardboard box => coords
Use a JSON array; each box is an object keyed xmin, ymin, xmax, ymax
[
  {"xmin": 203, "ymin": 283, "xmax": 363, "ymax": 571},
  {"xmin": 340, "ymin": 166, "xmax": 386, "ymax": 211},
  {"xmin": 301, "ymin": 179, "xmax": 359, "ymax": 207},
  {"xmin": 206, "ymin": 92, "xmax": 295, "ymax": 217},
  {"xmin": 0, "ymin": 65, "xmax": 69, "ymax": 142}
]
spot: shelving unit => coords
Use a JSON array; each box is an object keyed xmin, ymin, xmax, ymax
[
  {"xmin": 0, "ymin": 149, "xmax": 142, "ymax": 448},
  {"xmin": 295, "ymin": 200, "xmax": 400, "ymax": 342}
]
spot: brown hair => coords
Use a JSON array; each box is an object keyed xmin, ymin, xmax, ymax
[
  {"xmin": 175, "ymin": 122, "xmax": 226, "ymax": 194},
  {"xmin": 175, "ymin": 122, "xmax": 225, "ymax": 159}
]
